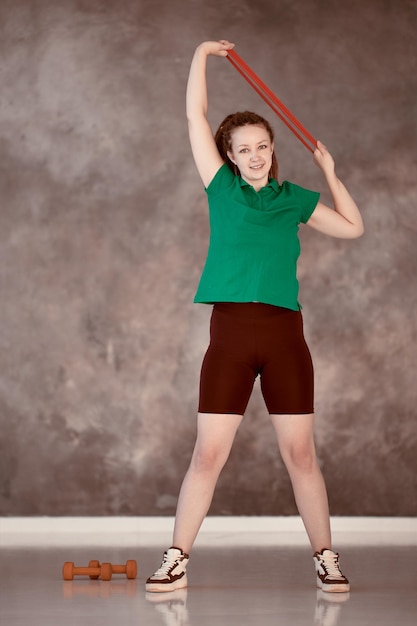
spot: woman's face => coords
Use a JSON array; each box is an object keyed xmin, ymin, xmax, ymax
[{"xmin": 227, "ymin": 124, "xmax": 274, "ymax": 191}]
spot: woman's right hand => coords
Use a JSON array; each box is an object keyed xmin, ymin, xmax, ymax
[{"xmin": 197, "ymin": 40, "xmax": 235, "ymax": 57}]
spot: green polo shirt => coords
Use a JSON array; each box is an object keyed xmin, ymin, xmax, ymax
[{"xmin": 193, "ymin": 163, "xmax": 320, "ymax": 310}]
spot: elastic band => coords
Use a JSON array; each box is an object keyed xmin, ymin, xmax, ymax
[{"xmin": 226, "ymin": 49, "xmax": 317, "ymax": 153}]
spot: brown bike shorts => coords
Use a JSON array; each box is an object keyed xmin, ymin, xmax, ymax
[{"xmin": 198, "ymin": 302, "xmax": 314, "ymax": 415}]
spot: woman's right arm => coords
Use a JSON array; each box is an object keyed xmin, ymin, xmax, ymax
[{"xmin": 186, "ymin": 40, "xmax": 234, "ymax": 187}]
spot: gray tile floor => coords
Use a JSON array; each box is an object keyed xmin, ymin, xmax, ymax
[{"xmin": 1, "ymin": 544, "xmax": 416, "ymax": 625}]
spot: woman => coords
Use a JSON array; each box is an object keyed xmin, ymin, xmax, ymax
[{"xmin": 146, "ymin": 40, "xmax": 364, "ymax": 594}]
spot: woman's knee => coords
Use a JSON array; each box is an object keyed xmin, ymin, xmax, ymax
[
  {"xmin": 190, "ymin": 444, "xmax": 229, "ymax": 474},
  {"xmin": 281, "ymin": 442, "xmax": 317, "ymax": 473}
]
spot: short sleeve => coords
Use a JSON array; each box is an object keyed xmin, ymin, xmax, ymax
[
  {"xmin": 205, "ymin": 163, "xmax": 235, "ymax": 197},
  {"xmin": 286, "ymin": 182, "xmax": 320, "ymax": 224}
]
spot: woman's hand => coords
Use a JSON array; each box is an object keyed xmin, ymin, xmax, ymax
[
  {"xmin": 197, "ymin": 40, "xmax": 235, "ymax": 58},
  {"xmin": 308, "ymin": 141, "xmax": 364, "ymax": 238},
  {"xmin": 313, "ymin": 140, "xmax": 335, "ymax": 179}
]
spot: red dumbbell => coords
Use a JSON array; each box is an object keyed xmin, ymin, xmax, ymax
[
  {"xmin": 62, "ymin": 561, "xmax": 113, "ymax": 581},
  {"xmin": 90, "ymin": 559, "xmax": 137, "ymax": 579}
]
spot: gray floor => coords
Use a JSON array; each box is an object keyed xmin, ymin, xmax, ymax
[{"xmin": 1, "ymin": 544, "xmax": 416, "ymax": 625}]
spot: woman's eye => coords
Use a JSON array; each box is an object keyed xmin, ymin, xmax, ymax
[
  {"xmin": 259, "ymin": 144, "xmax": 267, "ymax": 150},
  {"xmin": 239, "ymin": 148, "xmax": 248, "ymax": 153}
]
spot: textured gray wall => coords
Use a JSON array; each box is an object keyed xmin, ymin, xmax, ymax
[{"xmin": 0, "ymin": 0, "xmax": 416, "ymax": 517}]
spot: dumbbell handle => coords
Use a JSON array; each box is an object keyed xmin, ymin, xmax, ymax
[
  {"xmin": 63, "ymin": 561, "xmax": 113, "ymax": 581},
  {"xmin": 93, "ymin": 559, "xmax": 137, "ymax": 579},
  {"xmin": 74, "ymin": 566, "xmax": 101, "ymax": 577}
]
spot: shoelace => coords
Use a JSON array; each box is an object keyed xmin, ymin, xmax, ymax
[
  {"xmin": 153, "ymin": 552, "xmax": 180, "ymax": 577},
  {"xmin": 320, "ymin": 553, "xmax": 344, "ymax": 579}
]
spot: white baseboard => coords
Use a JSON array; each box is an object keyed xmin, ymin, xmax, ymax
[{"xmin": 0, "ymin": 516, "xmax": 415, "ymax": 546}]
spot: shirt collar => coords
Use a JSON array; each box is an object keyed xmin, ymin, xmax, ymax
[{"xmin": 238, "ymin": 176, "xmax": 280, "ymax": 193}]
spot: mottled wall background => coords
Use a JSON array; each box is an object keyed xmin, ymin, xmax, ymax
[{"xmin": 0, "ymin": 0, "xmax": 416, "ymax": 517}]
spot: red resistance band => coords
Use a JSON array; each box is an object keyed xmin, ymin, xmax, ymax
[{"xmin": 226, "ymin": 49, "xmax": 317, "ymax": 153}]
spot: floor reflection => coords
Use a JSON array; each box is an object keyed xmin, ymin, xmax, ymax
[
  {"xmin": 145, "ymin": 587, "xmax": 351, "ymax": 626},
  {"xmin": 62, "ymin": 578, "xmax": 138, "ymax": 599},
  {"xmin": 1, "ymin": 544, "xmax": 416, "ymax": 625},
  {"xmin": 314, "ymin": 590, "xmax": 350, "ymax": 626},
  {"xmin": 146, "ymin": 589, "xmax": 190, "ymax": 626}
]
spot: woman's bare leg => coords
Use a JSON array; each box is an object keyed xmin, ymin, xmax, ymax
[
  {"xmin": 271, "ymin": 413, "xmax": 332, "ymax": 552},
  {"xmin": 173, "ymin": 412, "xmax": 243, "ymax": 553}
]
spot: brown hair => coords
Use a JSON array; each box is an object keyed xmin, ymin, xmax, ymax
[{"xmin": 214, "ymin": 111, "xmax": 278, "ymax": 180}]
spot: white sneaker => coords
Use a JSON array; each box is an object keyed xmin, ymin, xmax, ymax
[
  {"xmin": 146, "ymin": 547, "xmax": 189, "ymax": 593},
  {"xmin": 313, "ymin": 549, "xmax": 350, "ymax": 593}
]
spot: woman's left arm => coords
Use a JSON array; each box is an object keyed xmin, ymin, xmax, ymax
[{"xmin": 307, "ymin": 141, "xmax": 364, "ymax": 239}]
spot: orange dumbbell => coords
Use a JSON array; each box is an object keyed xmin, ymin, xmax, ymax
[
  {"xmin": 87, "ymin": 560, "xmax": 101, "ymax": 579},
  {"xmin": 62, "ymin": 561, "xmax": 113, "ymax": 581},
  {"xmin": 91, "ymin": 559, "xmax": 137, "ymax": 579}
]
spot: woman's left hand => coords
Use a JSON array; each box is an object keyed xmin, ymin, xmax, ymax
[
  {"xmin": 307, "ymin": 140, "xmax": 364, "ymax": 238},
  {"xmin": 313, "ymin": 140, "xmax": 335, "ymax": 178}
]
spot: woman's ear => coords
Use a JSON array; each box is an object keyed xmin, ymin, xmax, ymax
[{"xmin": 227, "ymin": 150, "xmax": 235, "ymax": 165}]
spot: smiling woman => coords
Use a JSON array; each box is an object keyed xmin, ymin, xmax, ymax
[
  {"xmin": 228, "ymin": 125, "xmax": 273, "ymax": 190},
  {"xmin": 215, "ymin": 113, "xmax": 277, "ymax": 189},
  {"xmin": 145, "ymin": 39, "xmax": 364, "ymax": 595}
]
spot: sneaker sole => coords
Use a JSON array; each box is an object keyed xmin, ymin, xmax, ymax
[
  {"xmin": 145, "ymin": 575, "xmax": 188, "ymax": 593},
  {"xmin": 317, "ymin": 581, "xmax": 350, "ymax": 593}
]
